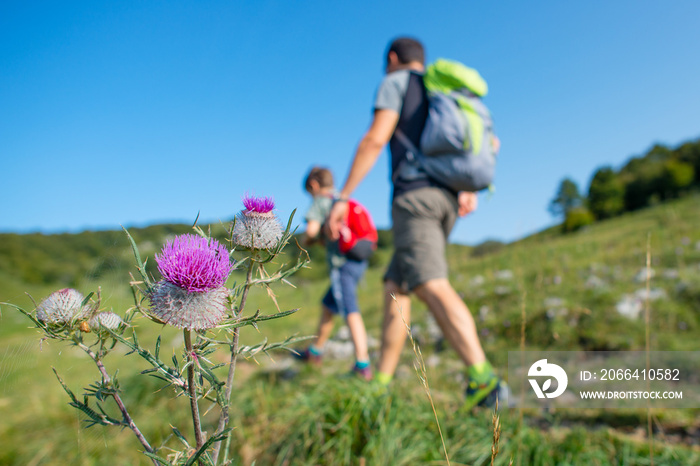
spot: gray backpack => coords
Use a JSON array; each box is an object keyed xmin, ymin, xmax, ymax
[{"xmin": 394, "ymin": 59, "xmax": 497, "ymax": 192}]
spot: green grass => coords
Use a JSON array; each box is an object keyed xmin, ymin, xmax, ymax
[{"xmin": 1, "ymin": 195, "xmax": 700, "ymax": 464}]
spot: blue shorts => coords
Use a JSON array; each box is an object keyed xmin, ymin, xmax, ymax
[{"xmin": 322, "ymin": 259, "xmax": 368, "ymax": 316}]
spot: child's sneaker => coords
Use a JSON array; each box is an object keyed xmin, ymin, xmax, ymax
[
  {"xmin": 352, "ymin": 362, "xmax": 373, "ymax": 381},
  {"xmin": 464, "ymin": 377, "xmax": 509, "ymax": 411},
  {"xmin": 293, "ymin": 347, "xmax": 322, "ymax": 366}
]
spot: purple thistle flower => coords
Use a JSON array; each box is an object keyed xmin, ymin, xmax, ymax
[
  {"xmin": 149, "ymin": 281, "xmax": 229, "ymax": 330},
  {"xmin": 36, "ymin": 288, "xmax": 91, "ymax": 325},
  {"xmin": 242, "ymin": 195, "xmax": 275, "ymax": 214},
  {"xmin": 155, "ymin": 234, "xmax": 232, "ymax": 293}
]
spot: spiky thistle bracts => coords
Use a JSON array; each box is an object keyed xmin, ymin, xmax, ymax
[
  {"xmin": 88, "ymin": 311, "xmax": 125, "ymax": 333},
  {"xmin": 155, "ymin": 234, "xmax": 232, "ymax": 293},
  {"xmin": 36, "ymin": 288, "xmax": 91, "ymax": 325},
  {"xmin": 232, "ymin": 195, "xmax": 283, "ymax": 249},
  {"xmin": 149, "ymin": 281, "xmax": 229, "ymax": 330}
]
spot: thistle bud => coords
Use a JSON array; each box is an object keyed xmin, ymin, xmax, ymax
[
  {"xmin": 36, "ymin": 288, "xmax": 90, "ymax": 326},
  {"xmin": 232, "ymin": 195, "xmax": 283, "ymax": 250},
  {"xmin": 88, "ymin": 312, "xmax": 125, "ymax": 334}
]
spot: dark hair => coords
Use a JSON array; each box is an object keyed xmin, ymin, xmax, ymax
[
  {"xmin": 304, "ymin": 166, "xmax": 334, "ymax": 192},
  {"xmin": 387, "ymin": 37, "xmax": 425, "ymax": 66}
]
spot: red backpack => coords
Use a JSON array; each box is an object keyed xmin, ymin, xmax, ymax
[{"xmin": 338, "ymin": 199, "xmax": 378, "ymax": 261}]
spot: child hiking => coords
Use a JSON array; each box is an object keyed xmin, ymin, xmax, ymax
[{"xmin": 295, "ymin": 166, "xmax": 375, "ymax": 380}]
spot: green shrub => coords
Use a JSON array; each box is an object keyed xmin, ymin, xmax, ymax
[
  {"xmin": 563, "ymin": 207, "xmax": 594, "ymax": 233},
  {"xmin": 588, "ymin": 167, "xmax": 624, "ymax": 219},
  {"xmin": 471, "ymin": 239, "xmax": 506, "ymax": 257},
  {"xmin": 661, "ymin": 159, "xmax": 695, "ymax": 197}
]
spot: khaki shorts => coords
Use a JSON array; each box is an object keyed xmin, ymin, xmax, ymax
[{"xmin": 384, "ymin": 187, "xmax": 458, "ymax": 292}]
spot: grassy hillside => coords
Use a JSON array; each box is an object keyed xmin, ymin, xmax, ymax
[{"xmin": 1, "ymin": 196, "xmax": 699, "ymax": 465}]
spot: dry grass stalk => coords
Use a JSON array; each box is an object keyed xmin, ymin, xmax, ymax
[
  {"xmin": 491, "ymin": 398, "xmax": 501, "ymax": 466},
  {"xmin": 392, "ymin": 294, "xmax": 450, "ymax": 466},
  {"xmin": 517, "ymin": 285, "xmax": 527, "ymax": 466},
  {"xmin": 645, "ymin": 233, "xmax": 654, "ymax": 466}
]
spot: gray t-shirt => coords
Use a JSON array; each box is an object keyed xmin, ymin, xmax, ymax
[
  {"xmin": 305, "ymin": 193, "xmax": 345, "ymax": 268},
  {"xmin": 374, "ymin": 69, "xmax": 434, "ymax": 198},
  {"xmin": 373, "ymin": 69, "xmax": 412, "ymax": 114},
  {"xmin": 304, "ymin": 194, "xmax": 333, "ymax": 225}
]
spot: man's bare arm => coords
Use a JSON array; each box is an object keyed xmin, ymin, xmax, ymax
[{"xmin": 326, "ymin": 109, "xmax": 399, "ymax": 238}]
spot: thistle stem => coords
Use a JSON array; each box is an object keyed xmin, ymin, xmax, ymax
[
  {"xmin": 184, "ymin": 329, "xmax": 205, "ymax": 456},
  {"xmin": 211, "ymin": 258, "xmax": 254, "ymax": 464},
  {"xmin": 75, "ymin": 338, "xmax": 158, "ymax": 465}
]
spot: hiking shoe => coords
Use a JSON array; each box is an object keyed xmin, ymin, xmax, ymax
[
  {"xmin": 292, "ymin": 347, "xmax": 322, "ymax": 366},
  {"xmin": 351, "ymin": 364, "xmax": 373, "ymax": 381},
  {"xmin": 369, "ymin": 379, "xmax": 389, "ymax": 396},
  {"xmin": 464, "ymin": 377, "xmax": 509, "ymax": 411}
]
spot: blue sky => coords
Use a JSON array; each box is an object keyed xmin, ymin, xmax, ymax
[{"xmin": 2, "ymin": 1, "xmax": 699, "ymax": 245}]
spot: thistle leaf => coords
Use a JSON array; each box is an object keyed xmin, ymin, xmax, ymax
[
  {"xmin": 143, "ymin": 452, "xmax": 171, "ymax": 465},
  {"xmin": 122, "ymin": 226, "xmax": 153, "ymax": 287},
  {"xmin": 217, "ymin": 309, "xmax": 298, "ymax": 330},
  {"xmin": 155, "ymin": 335, "xmax": 162, "ymax": 360},
  {"xmin": 171, "ymin": 425, "xmax": 191, "ymax": 448},
  {"xmin": 184, "ymin": 428, "xmax": 232, "ymax": 466}
]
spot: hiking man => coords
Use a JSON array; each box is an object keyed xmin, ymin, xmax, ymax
[{"xmin": 326, "ymin": 37, "xmax": 504, "ymax": 408}]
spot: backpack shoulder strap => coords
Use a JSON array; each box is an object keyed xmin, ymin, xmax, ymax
[{"xmin": 391, "ymin": 128, "xmax": 428, "ymax": 185}]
